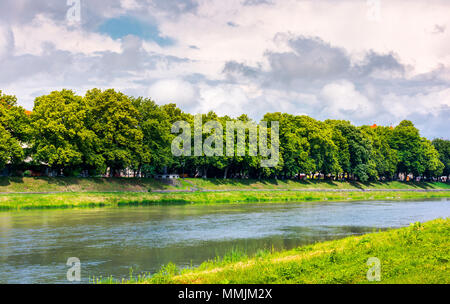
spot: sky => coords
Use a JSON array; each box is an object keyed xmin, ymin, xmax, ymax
[{"xmin": 0, "ymin": 0, "xmax": 449, "ymax": 139}]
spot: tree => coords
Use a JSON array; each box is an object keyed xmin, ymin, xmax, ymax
[
  {"xmin": 83, "ymin": 89, "xmax": 146, "ymax": 176},
  {"xmin": 432, "ymin": 138, "xmax": 450, "ymax": 177},
  {"xmin": 272, "ymin": 113, "xmax": 312, "ymax": 178},
  {"xmin": 30, "ymin": 90, "xmax": 97, "ymax": 175},
  {"xmin": 190, "ymin": 111, "xmax": 224, "ymax": 178},
  {"xmin": 326, "ymin": 120, "xmax": 350, "ymax": 179},
  {"xmin": 360, "ymin": 125, "xmax": 398, "ymax": 180},
  {"xmin": 0, "ymin": 91, "xmax": 27, "ymax": 171},
  {"xmin": 2, "ymin": 88, "xmax": 448, "ymax": 182},
  {"xmin": 389, "ymin": 120, "xmax": 423, "ymax": 178},
  {"xmin": 132, "ymin": 97, "xmax": 172, "ymax": 176},
  {"xmin": 389, "ymin": 120, "xmax": 443, "ymax": 179},
  {"xmin": 329, "ymin": 120, "xmax": 376, "ymax": 182},
  {"xmin": 160, "ymin": 103, "xmax": 194, "ymax": 176},
  {"xmin": 420, "ymin": 139, "xmax": 444, "ymax": 178}
]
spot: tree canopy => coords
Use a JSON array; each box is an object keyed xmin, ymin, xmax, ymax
[
  {"xmin": 0, "ymin": 90, "xmax": 28, "ymax": 170},
  {"xmin": 0, "ymin": 89, "xmax": 447, "ymax": 180}
]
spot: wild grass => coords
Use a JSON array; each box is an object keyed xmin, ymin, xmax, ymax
[
  {"xmin": 0, "ymin": 190, "xmax": 449, "ymax": 211},
  {"xmin": 99, "ymin": 218, "xmax": 450, "ymax": 284},
  {"xmin": 0, "ymin": 177, "xmax": 190, "ymax": 193},
  {"xmin": 186, "ymin": 178, "xmax": 450, "ymax": 191},
  {"xmin": 0, "ymin": 177, "xmax": 449, "ymax": 194}
]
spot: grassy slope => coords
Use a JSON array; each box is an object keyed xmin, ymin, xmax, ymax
[
  {"xmin": 0, "ymin": 177, "xmax": 191, "ymax": 193},
  {"xmin": 106, "ymin": 218, "xmax": 449, "ymax": 284},
  {"xmin": 185, "ymin": 178, "xmax": 450, "ymax": 190},
  {"xmin": 0, "ymin": 177, "xmax": 449, "ymax": 193},
  {"xmin": 0, "ymin": 177, "xmax": 449, "ymax": 211},
  {"xmin": 1, "ymin": 190, "xmax": 449, "ymax": 211}
]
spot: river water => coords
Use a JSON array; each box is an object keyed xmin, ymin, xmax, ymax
[{"xmin": 0, "ymin": 198, "xmax": 449, "ymax": 283}]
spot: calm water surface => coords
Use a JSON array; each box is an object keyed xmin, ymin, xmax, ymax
[{"xmin": 0, "ymin": 198, "xmax": 449, "ymax": 283}]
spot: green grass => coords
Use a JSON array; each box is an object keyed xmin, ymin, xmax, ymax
[
  {"xmin": 0, "ymin": 177, "xmax": 449, "ymax": 194},
  {"xmin": 0, "ymin": 190, "xmax": 449, "ymax": 211},
  {"xmin": 185, "ymin": 178, "xmax": 450, "ymax": 191},
  {"xmin": 0, "ymin": 177, "xmax": 448, "ymax": 211},
  {"xmin": 98, "ymin": 218, "xmax": 450, "ymax": 284},
  {"xmin": 0, "ymin": 177, "xmax": 191, "ymax": 193}
]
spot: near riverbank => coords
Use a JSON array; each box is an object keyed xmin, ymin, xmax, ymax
[{"xmin": 99, "ymin": 218, "xmax": 450, "ymax": 284}]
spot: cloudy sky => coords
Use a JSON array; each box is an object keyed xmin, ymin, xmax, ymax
[{"xmin": 0, "ymin": 0, "xmax": 449, "ymax": 138}]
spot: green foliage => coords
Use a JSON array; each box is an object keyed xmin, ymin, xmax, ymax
[
  {"xmin": 30, "ymin": 90, "xmax": 85, "ymax": 169},
  {"xmin": 360, "ymin": 125, "xmax": 398, "ymax": 179},
  {"xmin": 389, "ymin": 120, "xmax": 443, "ymax": 178},
  {"xmin": 421, "ymin": 139, "xmax": 444, "ymax": 177},
  {"xmin": 132, "ymin": 97, "xmax": 172, "ymax": 174},
  {"xmin": 0, "ymin": 90, "xmax": 27, "ymax": 170},
  {"xmin": 328, "ymin": 120, "xmax": 376, "ymax": 181},
  {"xmin": 432, "ymin": 138, "xmax": 450, "ymax": 176},
  {"xmin": 84, "ymin": 89, "xmax": 146, "ymax": 175},
  {"xmin": 1, "ymin": 89, "xmax": 448, "ymax": 180}
]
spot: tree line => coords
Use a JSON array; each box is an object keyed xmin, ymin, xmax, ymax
[{"xmin": 1, "ymin": 89, "xmax": 449, "ymax": 182}]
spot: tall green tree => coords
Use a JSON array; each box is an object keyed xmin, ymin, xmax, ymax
[
  {"xmin": 269, "ymin": 113, "xmax": 312, "ymax": 178},
  {"xmin": 84, "ymin": 89, "xmax": 146, "ymax": 176},
  {"xmin": 432, "ymin": 138, "xmax": 450, "ymax": 177},
  {"xmin": 30, "ymin": 90, "xmax": 100, "ymax": 175},
  {"xmin": 420, "ymin": 139, "xmax": 444, "ymax": 178},
  {"xmin": 389, "ymin": 120, "xmax": 423, "ymax": 177},
  {"xmin": 389, "ymin": 120, "xmax": 443, "ymax": 179},
  {"xmin": 329, "ymin": 120, "xmax": 376, "ymax": 182},
  {"xmin": 132, "ymin": 97, "xmax": 172, "ymax": 176},
  {"xmin": 360, "ymin": 125, "xmax": 398, "ymax": 180},
  {"xmin": 0, "ymin": 91, "xmax": 27, "ymax": 170}
]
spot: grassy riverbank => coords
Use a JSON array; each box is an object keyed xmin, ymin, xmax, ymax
[
  {"xmin": 0, "ymin": 177, "xmax": 449, "ymax": 211},
  {"xmin": 0, "ymin": 177, "xmax": 449, "ymax": 193},
  {"xmin": 0, "ymin": 177, "xmax": 189, "ymax": 193},
  {"xmin": 0, "ymin": 189, "xmax": 449, "ymax": 211},
  {"xmin": 99, "ymin": 218, "xmax": 450, "ymax": 284},
  {"xmin": 185, "ymin": 178, "xmax": 450, "ymax": 191}
]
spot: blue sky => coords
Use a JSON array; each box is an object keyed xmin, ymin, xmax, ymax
[
  {"xmin": 98, "ymin": 16, "xmax": 174, "ymax": 46},
  {"xmin": 0, "ymin": 0, "xmax": 449, "ymax": 139}
]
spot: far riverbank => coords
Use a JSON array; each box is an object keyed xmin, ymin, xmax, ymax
[{"xmin": 1, "ymin": 189, "xmax": 449, "ymax": 211}]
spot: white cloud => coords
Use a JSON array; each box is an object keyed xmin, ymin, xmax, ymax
[
  {"xmin": 148, "ymin": 79, "xmax": 198, "ymax": 107},
  {"xmin": 156, "ymin": 0, "xmax": 450, "ymax": 76},
  {"xmin": 197, "ymin": 83, "xmax": 247, "ymax": 116},
  {"xmin": 12, "ymin": 15, "xmax": 121, "ymax": 56},
  {"xmin": 0, "ymin": 24, "xmax": 13, "ymax": 59},
  {"xmin": 1, "ymin": 0, "xmax": 450, "ymax": 138},
  {"xmin": 120, "ymin": 0, "xmax": 142, "ymax": 10},
  {"xmin": 381, "ymin": 87, "xmax": 450, "ymax": 118},
  {"xmin": 321, "ymin": 80, "xmax": 375, "ymax": 119}
]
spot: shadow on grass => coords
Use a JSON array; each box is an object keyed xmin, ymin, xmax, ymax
[
  {"xmin": 0, "ymin": 177, "xmax": 14, "ymax": 187},
  {"xmin": 46, "ymin": 177, "xmax": 171, "ymax": 191}
]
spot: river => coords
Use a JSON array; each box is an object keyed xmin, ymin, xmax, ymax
[{"xmin": 0, "ymin": 198, "xmax": 449, "ymax": 283}]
